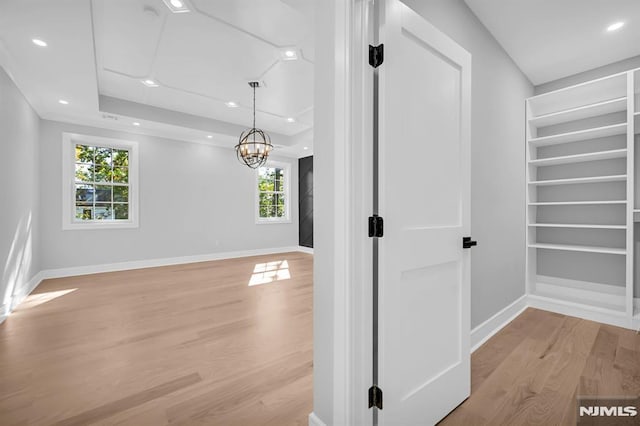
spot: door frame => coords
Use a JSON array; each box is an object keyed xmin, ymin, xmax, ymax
[{"xmin": 311, "ymin": 0, "xmax": 373, "ymax": 425}]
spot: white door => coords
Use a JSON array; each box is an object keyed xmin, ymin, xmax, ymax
[{"xmin": 377, "ymin": 1, "xmax": 472, "ymax": 425}]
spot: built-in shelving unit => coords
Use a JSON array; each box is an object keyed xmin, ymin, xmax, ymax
[{"xmin": 526, "ymin": 70, "xmax": 638, "ymax": 330}]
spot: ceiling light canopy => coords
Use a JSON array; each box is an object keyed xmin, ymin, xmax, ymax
[
  {"xmin": 607, "ymin": 21, "xmax": 625, "ymax": 32},
  {"xmin": 226, "ymin": 101, "xmax": 238, "ymax": 108},
  {"xmin": 133, "ymin": 122, "xmax": 141, "ymax": 126},
  {"xmin": 58, "ymin": 99, "xmax": 69, "ymax": 105},
  {"xmin": 32, "ymin": 38, "xmax": 47, "ymax": 47},
  {"xmin": 162, "ymin": 0, "xmax": 190, "ymax": 13},
  {"xmin": 235, "ymin": 82, "xmax": 273, "ymax": 169},
  {"xmin": 286, "ymin": 117, "xmax": 296, "ymax": 123}
]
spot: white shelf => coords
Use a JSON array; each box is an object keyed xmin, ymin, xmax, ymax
[
  {"xmin": 528, "ymin": 123, "xmax": 627, "ymax": 147},
  {"xmin": 528, "ymin": 72, "xmax": 627, "ymax": 117},
  {"xmin": 528, "ymin": 243, "xmax": 626, "ymax": 255},
  {"xmin": 528, "ymin": 174, "xmax": 626, "ymax": 186},
  {"xmin": 528, "ymin": 149, "xmax": 627, "ymax": 167},
  {"xmin": 529, "ymin": 97, "xmax": 627, "ymax": 128},
  {"xmin": 529, "ymin": 200, "xmax": 626, "ymax": 206},
  {"xmin": 528, "ymin": 223, "xmax": 626, "ymax": 229}
]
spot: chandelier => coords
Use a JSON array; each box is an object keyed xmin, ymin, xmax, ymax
[{"xmin": 235, "ymin": 81, "xmax": 273, "ymax": 168}]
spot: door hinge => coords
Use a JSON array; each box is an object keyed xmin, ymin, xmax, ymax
[
  {"xmin": 368, "ymin": 385, "xmax": 383, "ymax": 409},
  {"xmin": 368, "ymin": 215, "xmax": 384, "ymax": 238},
  {"xmin": 463, "ymin": 236, "xmax": 478, "ymax": 249},
  {"xmin": 369, "ymin": 44, "xmax": 384, "ymax": 68}
]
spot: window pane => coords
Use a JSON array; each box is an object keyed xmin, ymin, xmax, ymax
[
  {"xmin": 94, "ymin": 147, "xmax": 112, "ymax": 167},
  {"xmin": 94, "ymin": 163, "xmax": 112, "ymax": 183},
  {"xmin": 113, "ymin": 186, "xmax": 128, "ymax": 202},
  {"xmin": 113, "ymin": 167, "xmax": 128, "ymax": 184},
  {"xmin": 75, "ymin": 144, "xmax": 93, "ymax": 163},
  {"xmin": 75, "ymin": 163, "xmax": 93, "ymax": 182},
  {"xmin": 114, "ymin": 203, "xmax": 129, "ymax": 220},
  {"xmin": 277, "ymin": 203, "xmax": 285, "ymax": 217},
  {"xmin": 76, "ymin": 184, "xmax": 94, "ymax": 203},
  {"xmin": 94, "ymin": 203, "xmax": 113, "ymax": 220},
  {"xmin": 95, "ymin": 185, "xmax": 112, "ymax": 202},
  {"xmin": 75, "ymin": 206, "xmax": 93, "ymax": 220},
  {"xmin": 112, "ymin": 149, "xmax": 129, "ymax": 167}
]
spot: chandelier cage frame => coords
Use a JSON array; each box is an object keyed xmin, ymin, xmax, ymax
[{"xmin": 235, "ymin": 81, "xmax": 274, "ymax": 169}]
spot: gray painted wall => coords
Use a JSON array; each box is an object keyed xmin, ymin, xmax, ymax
[
  {"xmin": 0, "ymin": 66, "xmax": 40, "ymax": 316},
  {"xmin": 401, "ymin": 0, "xmax": 534, "ymax": 328},
  {"xmin": 38, "ymin": 120, "xmax": 299, "ymax": 270}
]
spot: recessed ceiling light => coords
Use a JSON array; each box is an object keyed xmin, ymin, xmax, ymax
[
  {"xmin": 162, "ymin": 0, "xmax": 190, "ymax": 13},
  {"xmin": 226, "ymin": 101, "xmax": 238, "ymax": 108},
  {"xmin": 607, "ymin": 21, "xmax": 625, "ymax": 32},
  {"xmin": 141, "ymin": 79, "xmax": 159, "ymax": 87},
  {"xmin": 32, "ymin": 38, "xmax": 47, "ymax": 47},
  {"xmin": 58, "ymin": 99, "xmax": 69, "ymax": 105},
  {"xmin": 286, "ymin": 117, "xmax": 296, "ymax": 123},
  {"xmin": 133, "ymin": 122, "xmax": 141, "ymax": 126},
  {"xmin": 207, "ymin": 135, "xmax": 213, "ymax": 139},
  {"xmin": 303, "ymin": 147, "xmax": 309, "ymax": 150},
  {"xmin": 280, "ymin": 47, "xmax": 299, "ymax": 61}
]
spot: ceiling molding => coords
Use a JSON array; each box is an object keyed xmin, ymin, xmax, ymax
[{"xmin": 99, "ymin": 95, "xmax": 295, "ymax": 146}]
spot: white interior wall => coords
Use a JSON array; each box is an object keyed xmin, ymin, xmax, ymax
[
  {"xmin": 400, "ymin": 0, "xmax": 534, "ymax": 328},
  {"xmin": 38, "ymin": 120, "xmax": 299, "ymax": 271},
  {"xmin": 0, "ymin": 66, "xmax": 40, "ymax": 318}
]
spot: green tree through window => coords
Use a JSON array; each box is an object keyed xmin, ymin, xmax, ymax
[
  {"xmin": 258, "ymin": 166, "xmax": 287, "ymax": 219},
  {"xmin": 74, "ymin": 144, "xmax": 130, "ymax": 221}
]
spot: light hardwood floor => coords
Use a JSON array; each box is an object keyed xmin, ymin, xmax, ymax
[
  {"xmin": 4, "ymin": 256, "xmax": 640, "ymax": 426},
  {"xmin": 442, "ymin": 308, "xmax": 640, "ymax": 425},
  {"xmin": 0, "ymin": 252, "xmax": 313, "ymax": 425}
]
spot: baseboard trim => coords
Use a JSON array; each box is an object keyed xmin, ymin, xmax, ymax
[
  {"xmin": 527, "ymin": 293, "xmax": 632, "ymax": 329},
  {"xmin": 41, "ymin": 246, "xmax": 305, "ymax": 280},
  {"xmin": 470, "ymin": 295, "xmax": 528, "ymax": 353},
  {"xmin": 1, "ymin": 247, "xmax": 311, "ymax": 324},
  {"xmin": 308, "ymin": 412, "xmax": 327, "ymax": 426},
  {"xmin": 298, "ymin": 245, "xmax": 314, "ymax": 254},
  {"xmin": 0, "ymin": 271, "xmax": 45, "ymax": 324}
]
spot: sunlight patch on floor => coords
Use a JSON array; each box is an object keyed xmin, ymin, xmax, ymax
[
  {"xmin": 249, "ymin": 260, "xmax": 291, "ymax": 286},
  {"xmin": 19, "ymin": 289, "xmax": 77, "ymax": 309}
]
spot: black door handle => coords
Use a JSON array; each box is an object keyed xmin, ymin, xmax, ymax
[{"xmin": 463, "ymin": 237, "xmax": 477, "ymax": 249}]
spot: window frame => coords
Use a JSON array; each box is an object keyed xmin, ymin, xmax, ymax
[
  {"xmin": 62, "ymin": 133, "xmax": 139, "ymax": 230},
  {"xmin": 255, "ymin": 161, "xmax": 291, "ymax": 224}
]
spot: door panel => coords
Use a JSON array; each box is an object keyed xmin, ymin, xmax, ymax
[{"xmin": 377, "ymin": 1, "xmax": 471, "ymax": 424}]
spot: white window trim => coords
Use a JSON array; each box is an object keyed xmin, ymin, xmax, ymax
[
  {"xmin": 255, "ymin": 160, "xmax": 292, "ymax": 224},
  {"xmin": 62, "ymin": 132, "xmax": 139, "ymax": 230}
]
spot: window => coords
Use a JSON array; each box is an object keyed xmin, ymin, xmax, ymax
[
  {"xmin": 62, "ymin": 133, "xmax": 138, "ymax": 229},
  {"xmin": 256, "ymin": 162, "xmax": 290, "ymax": 223}
]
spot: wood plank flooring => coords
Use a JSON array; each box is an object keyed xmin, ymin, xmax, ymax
[
  {"xmin": 0, "ymin": 252, "xmax": 313, "ymax": 425},
  {"xmin": 442, "ymin": 308, "xmax": 640, "ymax": 426},
  {"xmin": 4, "ymin": 255, "xmax": 640, "ymax": 425}
]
